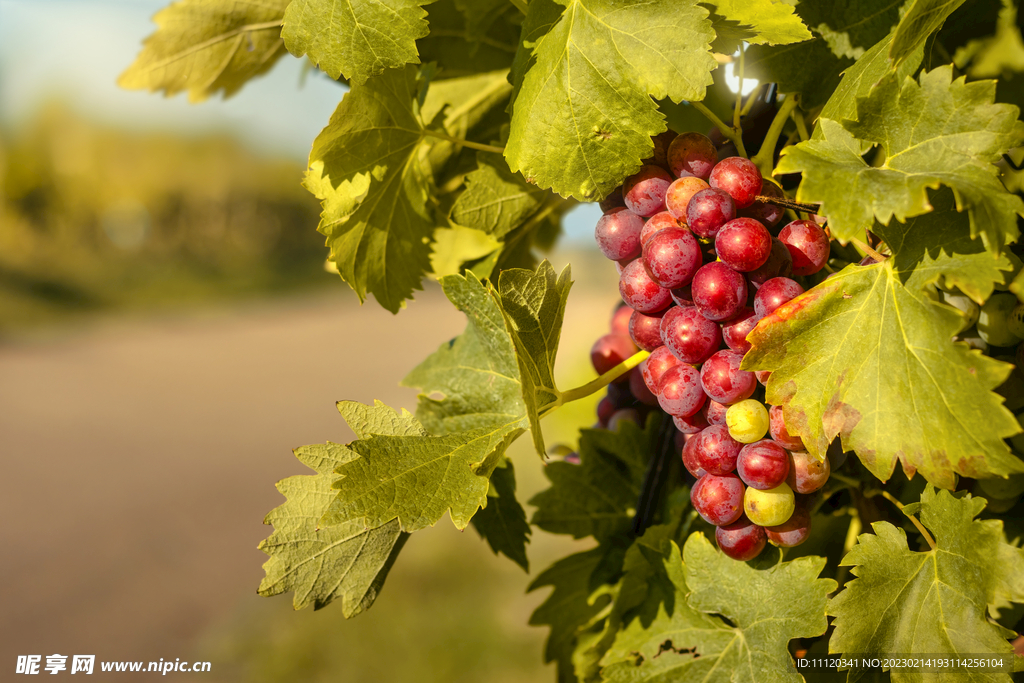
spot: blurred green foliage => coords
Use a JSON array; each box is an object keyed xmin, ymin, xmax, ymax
[{"xmin": 0, "ymin": 104, "xmax": 331, "ymax": 331}]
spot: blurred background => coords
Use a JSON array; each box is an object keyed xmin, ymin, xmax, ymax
[{"xmin": 0, "ymin": 1, "xmax": 614, "ymax": 681}]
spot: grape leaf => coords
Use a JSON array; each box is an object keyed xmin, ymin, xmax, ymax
[
  {"xmin": 319, "ymin": 400, "xmax": 519, "ymax": 532},
  {"xmin": 878, "ymin": 188, "xmax": 1013, "ymax": 303},
  {"xmin": 795, "ymin": 0, "xmax": 903, "ymax": 60},
  {"xmin": 402, "ymin": 269, "xmax": 526, "ymax": 435},
  {"xmin": 601, "ymin": 534, "xmax": 835, "ymax": 683},
  {"xmin": 530, "ymin": 419, "xmax": 658, "ymax": 542},
  {"xmin": 816, "ymin": 30, "xmax": 925, "ymax": 138},
  {"xmin": 417, "ymin": 0, "xmax": 520, "ymax": 79},
  {"xmin": 470, "ymin": 459, "xmax": 530, "ymax": 571},
  {"xmin": 452, "ymin": 152, "xmax": 552, "ymax": 238},
  {"xmin": 494, "ymin": 262, "xmax": 572, "ymax": 457},
  {"xmin": 703, "ymin": 0, "xmax": 812, "ymax": 48},
  {"xmin": 777, "ymin": 67, "xmax": 1024, "ymax": 250},
  {"xmin": 281, "ymin": 0, "xmax": 435, "ymax": 84},
  {"xmin": 257, "ymin": 411, "xmax": 419, "ymax": 615},
  {"xmin": 505, "ymin": 0, "xmax": 717, "ymax": 201},
  {"xmin": 744, "ymin": 261, "xmax": 1024, "ymax": 489},
  {"xmin": 829, "ymin": 487, "xmax": 1024, "ymax": 680},
  {"xmin": 890, "ymin": 0, "xmax": 967, "ymax": 67},
  {"xmin": 119, "ymin": 0, "xmax": 288, "ymax": 102},
  {"xmin": 306, "ymin": 66, "xmax": 509, "ymax": 313}
]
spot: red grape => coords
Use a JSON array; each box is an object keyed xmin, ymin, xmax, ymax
[
  {"xmin": 700, "ymin": 350, "xmax": 756, "ymax": 404},
  {"xmin": 786, "ymin": 450, "xmax": 830, "ymax": 494},
  {"xmin": 753, "ymin": 277, "xmax": 804, "ymax": 319},
  {"xmin": 639, "ymin": 211, "xmax": 682, "ymax": 246},
  {"xmin": 691, "ymin": 262, "xmax": 748, "ymax": 322},
  {"xmin": 640, "ymin": 345, "xmax": 680, "ymax": 393},
  {"xmin": 646, "ymin": 130, "xmax": 676, "ymax": 168},
  {"xmin": 623, "ymin": 165, "xmax": 673, "ymax": 217},
  {"xmin": 768, "ymin": 405, "xmax": 804, "ymax": 450},
  {"xmin": 591, "ymin": 333, "xmax": 637, "ymax": 379},
  {"xmin": 686, "ymin": 188, "xmax": 736, "ymax": 239},
  {"xmin": 755, "ymin": 370, "xmax": 771, "ymax": 386},
  {"xmin": 691, "ymin": 473, "xmax": 745, "ymax": 526},
  {"xmin": 747, "ymin": 237, "xmax": 793, "ymax": 289},
  {"xmin": 628, "ymin": 308, "xmax": 665, "ymax": 352},
  {"xmin": 607, "ymin": 408, "xmax": 641, "ymax": 431},
  {"xmin": 739, "ymin": 178, "xmax": 785, "ymax": 228},
  {"xmin": 682, "ymin": 433, "xmax": 706, "ymax": 478},
  {"xmin": 716, "ymin": 515, "xmax": 767, "ymax": 561},
  {"xmin": 661, "ymin": 304, "xmax": 722, "ymax": 364},
  {"xmin": 674, "ymin": 410, "xmax": 709, "ymax": 435},
  {"xmin": 765, "ymin": 504, "xmax": 811, "ymax": 547},
  {"xmin": 721, "ymin": 307, "xmax": 758, "ymax": 354},
  {"xmin": 642, "ymin": 227, "xmax": 702, "ymax": 289},
  {"xmin": 611, "ymin": 303, "xmax": 632, "ymax": 335},
  {"xmin": 599, "ymin": 186, "xmax": 626, "ymax": 213},
  {"xmin": 628, "ymin": 367, "xmax": 660, "ymax": 406},
  {"xmin": 778, "ymin": 220, "xmax": 830, "ymax": 275},
  {"xmin": 704, "ymin": 399, "xmax": 728, "ymax": 426},
  {"xmin": 695, "ymin": 424, "xmax": 743, "ymax": 475},
  {"xmin": 736, "ymin": 439, "xmax": 790, "ymax": 490},
  {"xmin": 595, "ymin": 207, "xmax": 644, "ymax": 261},
  {"xmin": 709, "ymin": 157, "xmax": 762, "ymax": 208},
  {"xmin": 665, "ymin": 176, "xmax": 710, "ymax": 220},
  {"xmin": 667, "ymin": 132, "xmax": 717, "ymax": 180},
  {"xmin": 619, "ymin": 259, "xmax": 672, "ymax": 313},
  {"xmin": 597, "ymin": 396, "xmax": 616, "ymax": 426},
  {"xmin": 657, "ymin": 364, "xmax": 707, "ymax": 418},
  {"xmin": 715, "ymin": 218, "xmax": 772, "ymax": 272}
]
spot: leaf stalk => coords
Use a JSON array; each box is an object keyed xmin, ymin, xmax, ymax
[
  {"xmin": 555, "ymin": 349, "xmax": 651, "ymax": 407},
  {"xmin": 876, "ymin": 490, "xmax": 937, "ymax": 550},
  {"xmin": 750, "ymin": 95, "xmax": 800, "ymax": 178},
  {"xmin": 422, "ymin": 129, "xmax": 505, "ymax": 154},
  {"xmin": 691, "ymin": 101, "xmax": 747, "ymax": 158}
]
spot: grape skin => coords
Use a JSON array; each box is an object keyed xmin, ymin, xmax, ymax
[
  {"xmin": 768, "ymin": 405, "xmax": 804, "ymax": 450},
  {"xmin": 661, "ymin": 305, "xmax": 722, "ymax": 364},
  {"xmin": 736, "ymin": 439, "xmax": 790, "ymax": 490},
  {"xmin": 682, "ymin": 433, "xmax": 706, "ymax": 478},
  {"xmin": 674, "ymin": 410, "xmax": 709, "ymax": 435},
  {"xmin": 753, "ymin": 277, "xmax": 804, "ymax": 319},
  {"xmin": 739, "ymin": 178, "xmax": 785, "ymax": 228},
  {"xmin": 629, "ymin": 308, "xmax": 665, "ymax": 352},
  {"xmin": 747, "ymin": 238, "xmax": 793, "ymax": 289},
  {"xmin": 642, "ymin": 226, "xmax": 702, "ymax": 289},
  {"xmin": 657, "ymin": 364, "xmax": 707, "ymax": 418},
  {"xmin": 778, "ymin": 220, "xmax": 830, "ymax": 276},
  {"xmin": 619, "ymin": 259, "xmax": 672, "ymax": 313},
  {"xmin": 715, "ymin": 218, "xmax": 772, "ymax": 272},
  {"xmin": 665, "ymin": 176, "xmax": 710, "ymax": 219},
  {"xmin": 786, "ymin": 450, "xmax": 830, "ymax": 494},
  {"xmin": 709, "ymin": 157, "xmax": 762, "ymax": 208},
  {"xmin": 700, "ymin": 349, "xmax": 756, "ymax": 404},
  {"xmin": 691, "ymin": 473, "xmax": 745, "ymax": 526},
  {"xmin": 695, "ymin": 423, "xmax": 743, "ymax": 475},
  {"xmin": 765, "ymin": 504, "xmax": 811, "ymax": 547},
  {"xmin": 667, "ymin": 132, "xmax": 717, "ymax": 180},
  {"xmin": 595, "ymin": 207, "xmax": 644, "ymax": 261},
  {"xmin": 640, "ymin": 211, "xmax": 682, "ymax": 246},
  {"xmin": 611, "ymin": 304, "xmax": 632, "ymax": 336},
  {"xmin": 743, "ymin": 482, "xmax": 795, "ymax": 526},
  {"xmin": 590, "ymin": 333, "xmax": 637, "ymax": 378},
  {"xmin": 721, "ymin": 306, "xmax": 758, "ymax": 354},
  {"xmin": 716, "ymin": 515, "xmax": 767, "ymax": 561},
  {"xmin": 725, "ymin": 399, "xmax": 769, "ymax": 444},
  {"xmin": 686, "ymin": 188, "xmax": 736, "ymax": 239},
  {"xmin": 640, "ymin": 345, "xmax": 681, "ymax": 393},
  {"xmin": 623, "ymin": 165, "xmax": 673, "ymax": 217},
  {"xmin": 704, "ymin": 399, "xmax": 729, "ymax": 426},
  {"xmin": 692, "ymin": 262, "xmax": 748, "ymax": 322}
]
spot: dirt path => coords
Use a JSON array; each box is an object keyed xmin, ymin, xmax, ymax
[{"xmin": 0, "ymin": 277, "xmax": 616, "ymax": 681}]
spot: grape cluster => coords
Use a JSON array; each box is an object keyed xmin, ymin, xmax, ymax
[{"xmin": 590, "ymin": 131, "xmax": 835, "ymax": 561}]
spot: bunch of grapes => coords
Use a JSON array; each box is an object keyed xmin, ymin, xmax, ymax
[{"xmin": 588, "ymin": 130, "xmax": 835, "ymax": 560}]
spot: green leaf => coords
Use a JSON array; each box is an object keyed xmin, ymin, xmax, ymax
[
  {"xmin": 878, "ymin": 188, "xmax": 1013, "ymax": 303},
  {"xmin": 829, "ymin": 487, "xmax": 1024, "ymax": 677},
  {"xmin": 305, "ymin": 65, "xmax": 435, "ymax": 313},
  {"xmin": 494, "ymin": 262, "xmax": 572, "ymax": 456},
  {"xmin": 505, "ymin": 0, "xmax": 717, "ymax": 200},
  {"xmin": 890, "ymin": 0, "xmax": 968, "ymax": 67},
  {"xmin": 281, "ymin": 0, "xmax": 435, "ymax": 84},
  {"xmin": 258, "ymin": 442, "xmax": 410, "ymax": 615},
  {"xmin": 703, "ymin": 0, "xmax": 812, "ymax": 48},
  {"xmin": 470, "ymin": 459, "xmax": 531, "ymax": 571},
  {"xmin": 452, "ymin": 152, "xmax": 552, "ymax": 238},
  {"xmin": 417, "ymin": 0, "xmax": 520, "ymax": 79},
  {"xmin": 601, "ymin": 534, "xmax": 835, "ymax": 682},
  {"xmin": 743, "ymin": 261, "xmax": 1024, "ymax": 488},
  {"xmin": 797, "ymin": 0, "xmax": 903, "ymax": 60},
  {"xmin": 320, "ymin": 400, "xmax": 520, "ymax": 532},
  {"xmin": 529, "ymin": 547, "xmax": 613, "ymax": 681},
  {"xmin": 777, "ymin": 67, "xmax": 1024, "ymax": 250},
  {"xmin": 816, "ymin": 30, "xmax": 925, "ymax": 137},
  {"xmin": 119, "ymin": 0, "xmax": 288, "ymax": 102},
  {"xmin": 530, "ymin": 419, "xmax": 658, "ymax": 542}
]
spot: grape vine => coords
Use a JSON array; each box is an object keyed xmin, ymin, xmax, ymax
[{"xmin": 122, "ymin": 0, "xmax": 1024, "ymax": 680}]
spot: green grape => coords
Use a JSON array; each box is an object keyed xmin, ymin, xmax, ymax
[
  {"xmin": 941, "ymin": 291, "xmax": 979, "ymax": 333},
  {"xmin": 743, "ymin": 482, "xmax": 795, "ymax": 526},
  {"xmin": 978, "ymin": 292, "xmax": 1024, "ymax": 347},
  {"xmin": 725, "ymin": 399, "xmax": 769, "ymax": 444},
  {"xmin": 1009, "ymin": 302, "xmax": 1024, "ymax": 338}
]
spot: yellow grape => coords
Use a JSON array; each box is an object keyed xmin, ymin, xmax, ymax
[
  {"xmin": 725, "ymin": 399, "xmax": 769, "ymax": 443},
  {"xmin": 744, "ymin": 482, "xmax": 795, "ymax": 526}
]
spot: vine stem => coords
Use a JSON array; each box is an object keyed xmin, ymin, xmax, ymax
[
  {"xmin": 421, "ymin": 129, "xmax": 505, "ymax": 154},
  {"xmin": 876, "ymin": 490, "xmax": 937, "ymax": 550},
  {"xmin": 733, "ymin": 45, "xmax": 745, "ymax": 131},
  {"xmin": 752, "ymin": 193, "xmax": 819, "ymax": 214},
  {"xmin": 691, "ymin": 101, "xmax": 747, "ymax": 158},
  {"xmin": 509, "ymin": 0, "xmax": 528, "ymax": 14},
  {"xmin": 851, "ymin": 238, "xmax": 887, "ymax": 264},
  {"xmin": 750, "ymin": 95, "xmax": 800, "ymax": 179},
  {"xmin": 556, "ymin": 349, "xmax": 651, "ymax": 406}
]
